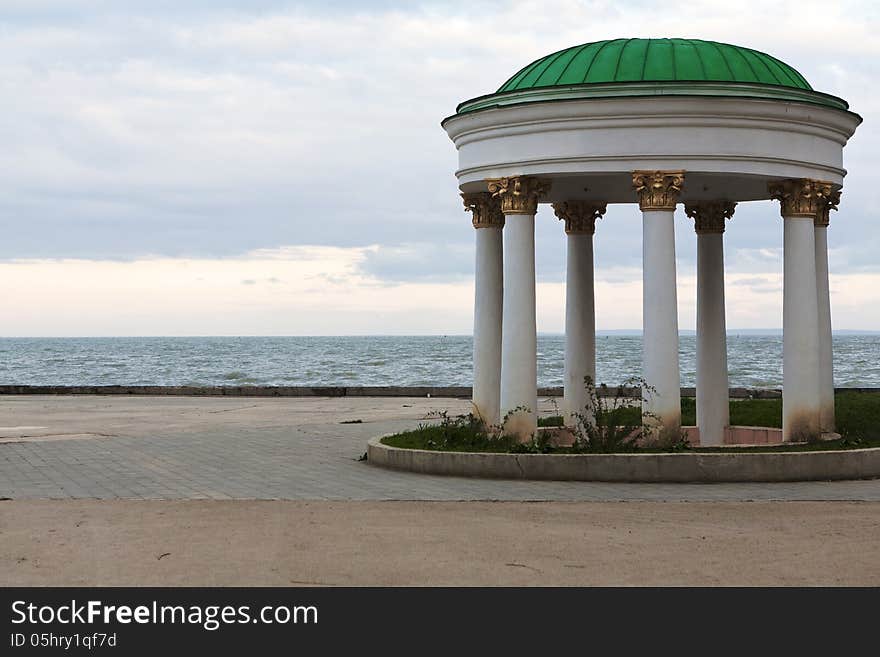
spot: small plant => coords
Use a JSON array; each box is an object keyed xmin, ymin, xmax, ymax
[
  {"xmin": 838, "ymin": 427, "xmax": 863, "ymax": 449},
  {"xmin": 422, "ymin": 410, "xmax": 488, "ymax": 450},
  {"xmin": 640, "ymin": 416, "xmax": 691, "ymax": 451},
  {"xmin": 403, "ymin": 409, "xmax": 520, "ymax": 452},
  {"xmin": 381, "ymin": 390, "xmax": 880, "ymax": 454},
  {"xmin": 654, "ymin": 428, "xmax": 692, "ymax": 452},
  {"xmin": 787, "ymin": 425, "xmax": 822, "ymax": 444},
  {"xmin": 570, "ymin": 376, "xmax": 669, "ymax": 453},
  {"xmin": 538, "ymin": 397, "xmax": 564, "ymax": 427},
  {"xmin": 509, "ymin": 430, "xmax": 554, "ymax": 454}
]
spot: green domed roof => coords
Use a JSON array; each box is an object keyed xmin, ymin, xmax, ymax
[
  {"xmin": 452, "ymin": 38, "xmax": 850, "ymax": 115},
  {"xmin": 498, "ymin": 38, "xmax": 811, "ymax": 92}
]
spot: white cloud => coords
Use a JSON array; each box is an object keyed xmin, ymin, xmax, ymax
[
  {"xmin": 0, "ymin": 1, "xmax": 877, "ymax": 332},
  {"xmin": 2, "ymin": 244, "xmax": 879, "ymax": 335}
]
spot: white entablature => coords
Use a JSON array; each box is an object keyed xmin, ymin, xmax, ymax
[{"xmin": 444, "ymin": 96, "xmax": 859, "ymax": 203}]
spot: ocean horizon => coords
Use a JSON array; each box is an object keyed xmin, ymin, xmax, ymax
[{"xmin": 1, "ymin": 333, "xmax": 878, "ymax": 388}]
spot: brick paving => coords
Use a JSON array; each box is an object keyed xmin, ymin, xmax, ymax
[{"xmin": 0, "ymin": 396, "xmax": 878, "ymax": 501}]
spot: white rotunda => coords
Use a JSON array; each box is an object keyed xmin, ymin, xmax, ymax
[{"xmin": 442, "ymin": 38, "xmax": 861, "ymax": 444}]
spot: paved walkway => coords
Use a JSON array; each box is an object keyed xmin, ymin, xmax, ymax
[{"xmin": 1, "ymin": 396, "xmax": 878, "ymax": 501}]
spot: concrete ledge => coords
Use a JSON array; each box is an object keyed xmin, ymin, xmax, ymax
[
  {"xmin": 0, "ymin": 385, "xmax": 470, "ymax": 398},
  {"xmin": 2, "ymin": 385, "xmax": 877, "ymax": 398},
  {"xmin": 367, "ymin": 436, "xmax": 880, "ymax": 483}
]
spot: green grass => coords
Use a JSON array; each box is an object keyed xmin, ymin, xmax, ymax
[
  {"xmin": 834, "ymin": 391, "xmax": 880, "ymax": 441},
  {"xmin": 381, "ymin": 425, "xmax": 518, "ymax": 453},
  {"xmin": 381, "ymin": 391, "xmax": 880, "ymax": 454},
  {"xmin": 556, "ymin": 393, "xmax": 865, "ymax": 433},
  {"xmin": 704, "ymin": 391, "xmax": 879, "ymax": 438},
  {"xmin": 687, "ymin": 435, "xmax": 880, "ymax": 452}
]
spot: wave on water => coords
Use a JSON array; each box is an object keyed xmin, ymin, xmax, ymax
[
  {"xmin": 0, "ymin": 335, "xmax": 877, "ymax": 388},
  {"xmin": 222, "ymin": 371, "xmax": 250, "ymax": 381}
]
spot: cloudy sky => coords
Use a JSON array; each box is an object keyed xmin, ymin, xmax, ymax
[{"xmin": 1, "ymin": 0, "xmax": 878, "ymax": 335}]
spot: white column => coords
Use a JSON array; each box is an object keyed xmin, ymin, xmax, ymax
[
  {"xmin": 815, "ymin": 216, "xmax": 835, "ymax": 432},
  {"xmin": 686, "ymin": 202, "xmax": 735, "ymax": 446},
  {"xmin": 564, "ymin": 232, "xmax": 594, "ymax": 424},
  {"xmin": 500, "ymin": 214, "xmax": 537, "ymax": 440},
  {"xmin": 771, "ymin": 179, "xmax": 828, "ymax": 441},
  {"xmin": 464, "ymin": 193, "xmax": 504, "ymax": 426},
  {"xmin": 553, "ymin": 202, "xmax": 605, "ymax": 425},
  {"xmin": 487, "ymin": 176, "xmax": 549, "ymax": 442},
  {"xmin": 633, "ymin": 171, "xmax": 684, "ymax": 436},
  {"xmin": 783, "ymin": 216, "xmax": 820, "ymax": 440}
]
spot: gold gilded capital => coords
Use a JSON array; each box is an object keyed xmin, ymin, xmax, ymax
[
  {"xmin": 551, "ymin": 201, "xmax": 606, "ymax": 234},
  {"xmin": 684, "ymin": 201, "xmax": 736, "ymax": 234},
  {"xmin": 632, "ymin": 170, "xmax": 685, "ymax": 211},
  {"xmin": 815, "ymin": 187, "xmax": 842, "ymax": 227},
  {"xmin": 462, "ymin": 192, "xmax": 504, "ymax": 229},
  {"xmin": 769, "ymin": 179, "xmax": 839, "ymax": 221},
  {"xmin": 485, "ymin": 176, "xmax": 551, "ymax": 215}
]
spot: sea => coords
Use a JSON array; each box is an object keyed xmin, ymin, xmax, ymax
[{"xmin": 0, "ymin": 334, "xmax": 878, "ymax": 388}]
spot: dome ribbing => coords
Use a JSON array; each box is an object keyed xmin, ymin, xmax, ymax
[
  {"xmin": 450, "ymin": 38, "xmax": 850, "ymax": 116},
  {"xmin": 498, "ymin": 38, "xmax": 811, "ymax": 92}
]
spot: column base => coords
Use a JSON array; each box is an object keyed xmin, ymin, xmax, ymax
[
  {"xmin": 783, "ymin": 408, "xmax": 822, "ymax": 443},
  {"xmin": 471, "ymin": 400, "xmax": 500, "ymax": 430},
  {"xmin": 818, "ymin": 402, "xmax": 836, "ymax": 434},
  {"xmin": 503, "ymin": 408, "xmax": 537, "ymax": 444}
]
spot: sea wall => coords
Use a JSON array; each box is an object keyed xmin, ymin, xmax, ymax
[{"xmin": 0, "ymin": 385, "xmax": 878, "ymax": 398}]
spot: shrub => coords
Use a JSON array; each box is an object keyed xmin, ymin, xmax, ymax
[{"xmin": 570, "ymin": 376, "xmax": 688, "ymax": 453}]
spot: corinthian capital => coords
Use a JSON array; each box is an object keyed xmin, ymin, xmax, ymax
[
  {"xmin": 815, "ymin": 188, "xmax": 842, "ymax": 227},
  {"xmin": 632, "ymin": 170, "xmax": 685, "ymax": 211},
  {"xmin": 485, "ymin": 176, "xmax": 551, "ymax": 215},
  {"xmin": 462, "ymin": 192, "xmax": 504, "ymax": 229},
  {"xmin": 768, "ymin": 179, "xmax": 839, "ymax": 220},
  {"xmin": 552, "ymin": 201, "xmax": 606, "ymax": 234},
  {"xmin": 684, "ymin": 201, "xmax": 736, "ymax": 234}
]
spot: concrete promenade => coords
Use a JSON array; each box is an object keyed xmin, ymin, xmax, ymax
[
  {"xmin": 1, "ymin": 395, "xmax": 878, "ymax": 500},
  {"xmin": 1, "ymin": 396, "xmax": 878, "ymax": 585}
]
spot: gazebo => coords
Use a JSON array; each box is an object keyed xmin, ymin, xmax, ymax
[{"xmin": 442, "ymin": 38, "xmax": 861, "ymax": 444}]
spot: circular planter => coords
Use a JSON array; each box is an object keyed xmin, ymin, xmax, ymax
[{"xmin": 367, "ymin": 436, "xmax": 880, "ymax": 483}]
